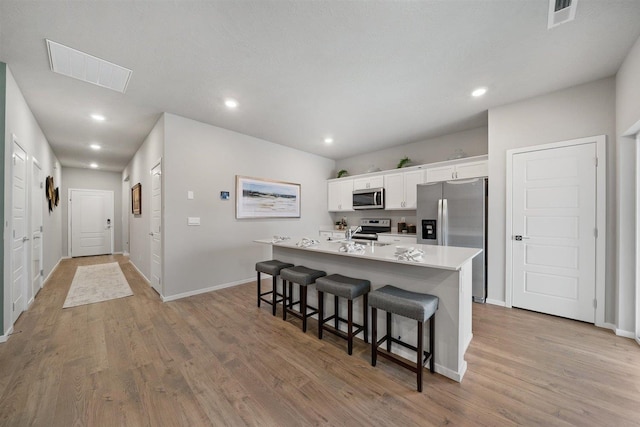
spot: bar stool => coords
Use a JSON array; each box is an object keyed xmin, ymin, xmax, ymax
[
  {"xmin": 316, "ymin": 274, "xmax": 370, "ymax": 355},
  {"xmin": 255, "ymin": 260, "xmax": 294, "ymax": 316},
  {"xmin": 368, "ymin": 285, "xmax": 439, "ymax": 392},
  {"xmin": 280, "ymin": 266, "xmax": 326, "ymax": 332}
]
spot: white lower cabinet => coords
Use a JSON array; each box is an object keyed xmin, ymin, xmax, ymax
[
  {"xmin": 378, "ymin": 235, "xmax": 417, "ymax": 245},
  {"xmin": 384, "ymin": 170, "xmax": 424, "ymax": 209}
]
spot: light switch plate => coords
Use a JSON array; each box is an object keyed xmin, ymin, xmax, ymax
[
  {"xmin": 187, "ymin": 191, "xmax": 194, "ymax": 200},
  {"xmin": 187, "ymin": 217, "xmax": 200, "ymax": 226}
]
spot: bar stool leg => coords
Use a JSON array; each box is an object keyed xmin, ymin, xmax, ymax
[
  {"xmin": 417, "ymin": 320, "xmax": 424, "ymax": 392},
  {"xmin": 318, "ymin": 290, "xmax": 324, "ymax": 339},
  {"xmin": 282, "ymin": 280, "xmax": 288, "ymax": 321},
  {"xmin": 347, "ymin": 298, "xmax": 353, "ymax": 355},
  {"xmin": 301, "ymin": 285, "xmax": 308, "ymax": 333},
  {"xmin": 363, "ymin": 293, "xmax": 368, "ymax": 344},
  {"xmin": 271, "ymin": 275, "xmax": 278, "ymax": 316},
  {"xmin": 386, "ymin": 312, "xmax": 392, "ymax": 352},
  {"xmin": 371, "ymin": 307, "xmax": 378, "ymax": 366},
  {"xmin": 334, "ymin": 295, "xmax": 339, "ymax": 329},
  {"xmin": 429, "ymin": 314, "xmax": 435, "ymax": 373},
  {"xmin": 256, "ymin": 271, "xmax": 262, "ymax": 307}
]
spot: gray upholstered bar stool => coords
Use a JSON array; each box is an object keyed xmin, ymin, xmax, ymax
[
  {"xmin": 368, "ymin": 285, "xmax": 439, "ymax": 392},
  {"xmin": 255, "ymin": 260, "xmax": 294, "ymax": 316},
  {"xmin": 316, "ymin": 274, "xmax": 370, "ymax": 355},
  {"xmin": 280, "ymin": 266, "xmax": 326, "ymax": 332}
]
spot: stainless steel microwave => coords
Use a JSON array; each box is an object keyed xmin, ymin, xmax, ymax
[{"xmin": 352, "ymin": 187, "xmax": 385, "ymax": 210}]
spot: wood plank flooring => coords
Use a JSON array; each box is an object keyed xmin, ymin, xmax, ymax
[{"xmin": 1, "ymin": 255, "xmax": 639, "ymax": 426}]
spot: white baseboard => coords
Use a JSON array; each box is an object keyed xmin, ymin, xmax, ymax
[
  {"xmin": 123, "ymin": 252, "xmax": 130, "ymax": 257},
  {"xmin": 43, "ymin": 257, "xmax": 64, "ymax": 285},
  {"xmin": 615, "ymin": 328, "xmax": 636, "ymax": 339},
  {"xmin": 0, "ymin": 326, "xmax": 14, "ymax": 344},
  {"xmin": 162, "ymin": 277, "xmax": 254, "ymax": 303},
  {"xmin": 128, "ymin": 261, "xmax": 150, "ymax": 284},
  {"xmin": 485, "ymin": 298, "xmax": 506, "ymax": 307},
  {"xmin": 435, "ymin": 360, "xmax": 466, "ymax": 383},
  {"xmin": 601, "ymin": 322, "xmax": 616, "ymax": 331}
]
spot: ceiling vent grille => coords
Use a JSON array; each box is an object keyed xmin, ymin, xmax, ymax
[
  {"xmin": 548, "ymin": 0, "xmax": 578, "ymax": 29},
  {"xmin": 46, "ymin": 39, "xmax": 132, "ymax": 93}
]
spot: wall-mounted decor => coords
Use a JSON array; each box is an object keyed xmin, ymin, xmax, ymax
[
  {"xmin": 132, "ymin": 183, "xmax": 142, "ymax": 215},
  {"xmin": 236, "ymin": 175, "xmax": 300, "ymax": 219},
  {"xmin": 220, "ymin": 191, "xmax": 230, "ymax": 200},
  {"xmin": 54, "ymin": 187, "xmax": 59, "ymax": 207},
  {"xmin": 45, "ymin": 175, "xmax": 55, "ymax": 212}
]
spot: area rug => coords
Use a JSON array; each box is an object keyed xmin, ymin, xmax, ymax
[{"xmin": 63, "ymin": 262, "xmax": 133, "ymax": 308}]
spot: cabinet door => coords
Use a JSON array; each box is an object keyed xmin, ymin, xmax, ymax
[
  {"xmin": 426, "ymin": 165, "xmax": 455, "ymax": 183},
  {"xmin": 353, "ymin": 176, "xmax": 383, "ymax": 190},
  {"xmin": 319, "ymin": 231, "xmax": 332, "ymax": 239},
  {"xmin": 403, "ymin": 170, "xmax": 424, "ymax": 209},
  {"xmin": 338, "ymin": 179, "xmax": 354, "ymax": 211},
  {"xmin": 383, "ymin": 173, "xmax": 405, "ymax": 209},
  {"xmin": 455, "ymin": 160, "xmax": 488, "ymax": 180},
  {"xmin": 327, "ymin": 181, "xmax": 340, "ymax": 211}
]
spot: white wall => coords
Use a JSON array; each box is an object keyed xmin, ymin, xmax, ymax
[
  {"xmin": 487, "ymin": 77, "xmax": 617, "ymax": 323},
  {"xmin": 121, "ymin": 115, "xmax": 164, "ymax": 282},
  {"xmin": 162, "ymin": 113, "xmax": 335, "ymax": 299},
  {"xmin": 615, "ymin": 34, "xmax": 640, "ymax": 334},
  {"xmin": 61, "ymin": 167, "xmax": 123, "ymax": 256},
  {"xmin": 3, "ymin": 66, "xmax": 62, "ymax": 333},
  {"xmin": 334, "ymin": 126, "xmax": 488, "ymax": 177}
]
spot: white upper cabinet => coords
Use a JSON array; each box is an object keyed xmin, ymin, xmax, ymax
[
  {"xmin": 353, "ymin": 175, "xmax": 384, "ymax": 190},
  {"xmin": 425, "ymin": 159, "xmax": 488, "ymax": 183},
  {"xmin": 327, "ymin": 179, "xmax": 354, "ymax": 212},
  {"xmin": 384, "ymin": 170, "xmax": 425, "ymax": 210}
]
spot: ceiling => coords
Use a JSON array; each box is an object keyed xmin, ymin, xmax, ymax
[{"xmin": 1, "ymin": 1, "xmax": 639, "ymax": 172}]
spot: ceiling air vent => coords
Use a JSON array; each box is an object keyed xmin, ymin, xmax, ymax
[
  {"xmin": 46, "ymin": 39, "xmax": 132, "ymax": 93},
  {"xmin": 548, "ymin": 0, "xmax": 578, "ymax": 29}
]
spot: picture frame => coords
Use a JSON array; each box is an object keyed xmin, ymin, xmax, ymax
[
  {"xmin": 132, "ymin": 183, "xmax": 142, "ymax": 215},
  {"xmin": 236, "ymin": 175, "xmax": 301, "ymax": 219}
]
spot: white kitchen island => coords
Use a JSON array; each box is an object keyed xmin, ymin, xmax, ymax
[{"xmin": 256, "ymin": 237, "xmax": 481, "ymax": 382}]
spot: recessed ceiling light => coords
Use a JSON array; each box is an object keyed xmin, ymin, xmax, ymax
[
  {"xmin": 90, "ymin": 144, "xmax": 101, "ymax": 150},
  {"xmin": 324, "ymin": 137, "xmax": 334, "ymax": 144},
  {"xmin": 91, "ymin": 114, "xmax": 105, "ymax": 121},
  {"xmin": 471, "ymin": 87, "xmax": 487, "ymax": 97},
  {"xmin": 224, "ymin": 98, "xmax": 238, "ymax": 109},
  {"xmin": 89, "ymin": 162, "xmax": 98, "ymax": 168}
]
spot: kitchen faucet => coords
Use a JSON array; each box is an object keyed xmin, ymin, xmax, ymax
[{"xmin": 345, "ymin": 226, "xmax": 362, "ymax": 240}]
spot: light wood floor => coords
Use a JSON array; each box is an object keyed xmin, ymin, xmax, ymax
[{"xmin": 1, "ymin": 255, "xmax": 639, "ymax": 426}]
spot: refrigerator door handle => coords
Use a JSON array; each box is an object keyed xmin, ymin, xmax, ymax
[
  {"xmin": 442, "ymin": 198, "xmax": 448, "ymax": 246},
  {"xmin": 437, "ymin": 198, "xmax": 443, "ymax": 245}
]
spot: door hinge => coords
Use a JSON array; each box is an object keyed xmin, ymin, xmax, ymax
[
  {"xmin": 40, "ymin": 182, "xmax": 43, "ymax": 189},
  {"xmin": 593, "ymin": 299, "xmax": 597, "ymax": 309},
  {"xmin": 13, "ymin": 230, "xmax": 15, "ymax": 238},
  {"xmin": 13, "ymin": 302, "xmax": 15, "ymax": 311},
  {"xmin": 40, "ymin": 269, "xmax": 43, "ymax": 277},
  {"xmin": 594, "ymin": 228, "xmax": 598, "ymax": 238},
  {"xmin": 40, "ymin": 226, "xmax": 43, "ymax": 232},
  {"xmin": 595, "ymin": 157, "xmax": 598, "ymax": 167}
]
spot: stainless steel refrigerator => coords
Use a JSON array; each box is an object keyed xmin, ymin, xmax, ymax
[{"xmin": 417, "ymin": 178, "xmax": 487, "ymax": 302}]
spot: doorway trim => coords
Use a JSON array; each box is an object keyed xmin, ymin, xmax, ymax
[{"xmin": 505, "ymin": 135, "xmax": 606, "ymax": 327}]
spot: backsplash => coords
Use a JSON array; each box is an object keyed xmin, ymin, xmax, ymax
[{"xmin": 330, "ymin": 211, "xmax": 418, "ymax": 234}]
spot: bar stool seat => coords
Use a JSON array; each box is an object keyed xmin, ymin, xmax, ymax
[
  {"xmin": 255, "ymin": 260, "xmax": 294, "ymax": 316},
  {"xmin": 281, "ymin": 266, "xmax": 326, "ymax": 332},
  {"xmin": 316, "ymin": 274, "xmax": 370, "ymax": 355},
  {"xmin": 369, "ymin": 285, "xmax": 439, "ymax": 392}
]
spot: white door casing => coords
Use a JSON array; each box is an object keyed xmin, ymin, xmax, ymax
[
  {"xmin": 30, "ymin": 158, "xmax": 43, "ymax": 299},
  {"xmin": 506, "ymin": 135, "xmax": 606, "ymax": 326},
  {"xmin": 150, "ymin": 161, "xmax": 162, "ymax": 295},
  {"xmin": 11, "ymin": 137, "xmax": 28, "ymax": 323},
  {"xmin": 69, "ymin": 189, "xmax": 114, "ymax": 257}
]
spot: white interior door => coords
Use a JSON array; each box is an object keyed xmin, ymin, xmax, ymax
[
  {"xmin": 70, "ymin": 189, "xmax": 114, "ymax": 257},
  {"xmin": 150, "ymin": 161, "xmax": 162, "ymax": 294},
  {"xmin": 30, "ymin": 159, "xmax": 43, "ymax": 298},
  {"xmin": 511, "ymin": 143, "xmax": 597, "ymax": 322},
  {"xmin": 11, "ymin": 138, "xmax": 28, "ymax": 323}
]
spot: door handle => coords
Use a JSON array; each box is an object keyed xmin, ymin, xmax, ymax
[
  {"xmin": 33, "ymin": 235, "xmax": 41, "ymax": 240},
  {"xmin": 22, "ymin": 237, "xmax": 29, "ymax": 242},
  {"xmin": 149, "ymin": 232, "xmax": 154, "ymax": 236}
]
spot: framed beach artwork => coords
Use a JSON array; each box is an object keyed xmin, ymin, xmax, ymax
[{"xmin": 235, "ymin": 175, "xmax": 301, "ymax": 219}]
